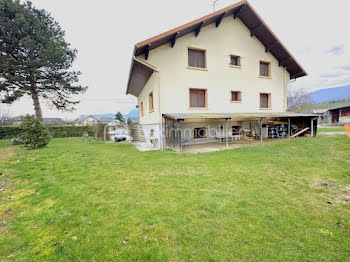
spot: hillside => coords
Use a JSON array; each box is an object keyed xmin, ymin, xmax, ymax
[
  {"xmin": 312, "ymin": 101, "xmax": 350, "ymax": 110},
  {"xmin": 309, "ymin": 85, "xmax": 350, "ymax": 104}
]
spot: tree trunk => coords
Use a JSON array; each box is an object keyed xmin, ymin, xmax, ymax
[{"xmin": 30, "ymin": 74, "xmax": 43, "ymax": 122}]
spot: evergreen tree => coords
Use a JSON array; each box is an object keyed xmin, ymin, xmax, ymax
[
  {"xmin": 115, "ymin": 112, "xmax": 124, "ymax": 122},
  {"xmin": 0, "ymin": 0, "xmax": 87, "ymax": 122}
]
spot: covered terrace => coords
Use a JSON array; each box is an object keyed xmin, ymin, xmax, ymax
[{"xmin": 163, "ymin": 112, "xmax": 318, "ymax": 152}]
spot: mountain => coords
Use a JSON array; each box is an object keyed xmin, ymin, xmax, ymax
[
  {"xmin": 309, "ymin": 85, "xmax": 350, "ymax": 104},
  {"xmin": 78, "ymin": 109, "xmax": 139, "ymax": 120},
  {"xmin": 124, "ymin": 109, "xmax": 139, "ymax": 118}
]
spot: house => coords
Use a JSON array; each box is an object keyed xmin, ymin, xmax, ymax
[
  {"xmin": 5, "ymin": 116, "xmax": 66, "ymax": 126},
  {"xmin": 75, "ymin": 115, "xmax": 100, "ymax": 126},
  {"xmin": 126, "ymin": 0, "xmax": 317, "ymax": 151},
  {"xmin": 100, "ymin": 117, "xmax": 115, "ymax": 124},
  {"xmin": 315, "ymin": 105, "xmax": 350, "ymax": 125}
]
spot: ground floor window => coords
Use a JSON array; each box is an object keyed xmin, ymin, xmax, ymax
[
  {"xmin": 194, "ymin": 127, "xmax": 206, "ymax": 139},
  {"xmin": 232, "ymin": 126, "xmax": 241, "ymax": 135}
]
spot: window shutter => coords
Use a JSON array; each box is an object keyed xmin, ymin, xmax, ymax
[
  {"xmin": 260, "ymin": 94, "xmax": 269, "ymax": 108},
  {"xmin": 188, "ymin": 49, "xmax": 205, "ymax": 68},
  {"xmin": 260, "ymin": 62, "xmax": 269, "ymax": 77}
]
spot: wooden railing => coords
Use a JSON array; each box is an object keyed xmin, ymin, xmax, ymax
[{"xmin": 346, "ymin": 124, "xmax": 350, "ymax": 139}]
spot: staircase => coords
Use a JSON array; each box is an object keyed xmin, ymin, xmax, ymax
[{"xmin": 130, "ymin": 124, "xmax": 146, "ymax": 143}]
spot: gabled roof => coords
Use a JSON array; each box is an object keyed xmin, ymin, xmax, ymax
[
  {"xmin": 127, "ymin": 0, "xmax": 307, "ymax": 96},
  {"xmin": 78, "ymin": 115, "xmax": 99, "ymax": 123}
]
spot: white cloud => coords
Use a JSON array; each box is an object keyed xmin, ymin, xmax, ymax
[{"xmin": 5, "ymin": 0, "xmax": 350, "ymax": 118}]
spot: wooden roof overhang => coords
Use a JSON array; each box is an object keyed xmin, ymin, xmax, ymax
[
  {"xmin": 163, "ymin": 112, "xmax": 317, "ymax": 121},
  {"xmin": 126, "ymin": 0, "xmax": 307, "ymax": 96},
  {"xmin": 127, "ymin": 58, "xmax": 155, "ymax": 97}
]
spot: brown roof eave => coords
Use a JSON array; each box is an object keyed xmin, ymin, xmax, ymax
[
  {"xmin": 126, "ymin": 46, "xmax": 138, "ymax": 95},
  {"xmin": 133, "ymin": 0, "xmax": 307, "ymax": 79},
  {"xmin": 135, "ymin": 0, "xmax": 247, "ymax": 51}
]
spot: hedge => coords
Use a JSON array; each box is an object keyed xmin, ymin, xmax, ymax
[{"xmin": 0, "ymin": 125, "xmax": 94, "ymax": 140}]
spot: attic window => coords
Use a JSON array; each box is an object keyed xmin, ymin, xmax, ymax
[
  {"xmin": 230, "ymin": 55, "xmax": 241, "ymax": 66},
  {"xmin": 231, "ymin": 91, "xmax": 242, "ymax": 102},
  {"xmin": 188, "ymin": 48, "xmax": 206, "ymax": 69}
]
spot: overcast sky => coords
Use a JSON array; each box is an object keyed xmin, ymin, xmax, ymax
[{"xmin": 3, "ymin": 0, "xmax": 350, "ymax": 119}]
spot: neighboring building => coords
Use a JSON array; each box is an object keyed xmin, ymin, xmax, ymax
[
  {"xmin": 100, "ymin": 117, "xmax": 115, "ymax": 124},
  {"xmin": 315, "ymin": 105, "xmax": 350, "ymax": 125},
  {"xmin": 126, "ymin": 0, "xmax": 316, "ymax": 150},
  {"xmin": 75, "ymin": 115, "xmax": 100, "ymax": 126},
  {"xmin": 5, "ymin": 116, "xmax": 66, "ymax": 126}
]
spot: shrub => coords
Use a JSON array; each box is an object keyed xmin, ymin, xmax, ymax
[
  {"xmin": 48, "ymin": 126, "xmax": 94, "ymax": 138},
  {"xmin": 0, "ymin": 125, "xmax": 94, "ymax": 140},
  {"xmin": 20, "ymin": 115, "xmax": 51, "ymax": 149},
  {"xmin": 0, "ymin": 126, "xmax": 24, "ymax": 139}
]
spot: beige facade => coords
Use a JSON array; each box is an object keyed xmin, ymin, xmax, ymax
[{"xmin": 136, "ymin": 16, "xmax": 290, "ymax": 125}]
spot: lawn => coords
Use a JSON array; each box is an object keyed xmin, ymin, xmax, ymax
[
  {"xmin": 1, "ymin": 136, "xmax": 350, "ymax": 261},
  {"xmin": 318, "ymin": 127, "xmax": 346, "ymax": 132}
]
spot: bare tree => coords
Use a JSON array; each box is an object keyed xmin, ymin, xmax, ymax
[
  {"xmin": 287, "ymin": 88, "xmax": 313, "ymax": 113},
  {"xmin": 0, "ymin": 104, "xmax": 12, "ymax": 124}
]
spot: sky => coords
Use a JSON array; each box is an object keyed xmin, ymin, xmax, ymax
[{"xmin": 2, "ymin": 0, "xmax": 350, "ymax": 120}]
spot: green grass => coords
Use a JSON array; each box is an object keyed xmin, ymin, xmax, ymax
[
  {"xmin": 1, "ymin": 136, "xmax": 350, "ymax": 261},
  {"xmin": 318, "ymin": 127, "xmax": 346, "ymax": 132},
  {"xmin": 312, "ymin": 102, "xmax": 350, "ymax": 110}
]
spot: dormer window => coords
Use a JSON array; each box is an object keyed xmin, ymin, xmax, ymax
[{"xmin": 188, "ymin": 48, "xmax": 206, "ymax": 69}]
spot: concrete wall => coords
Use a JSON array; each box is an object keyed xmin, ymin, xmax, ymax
[{"xmin": 137, "ymin": 16, "xmax": 290, "ymax": 126}]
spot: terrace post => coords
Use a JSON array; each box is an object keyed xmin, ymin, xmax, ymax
[
  {"xmin": 179, "ymin": 120, "xmax": 182, "ymax": 151},
  {"xmin": 225, "ymin": 119, "xmax": 229, "ymax": 149},
  {"xmin": 288, "ymin": 118, "xmax": 291, "ymax": 139},
  {"xmin": 311, "ymin": 117, "xmax": 314, "ymax": 137},
  {"xmin": 260, "ymin": 118, "xmax": 263, "ymax": 143}
]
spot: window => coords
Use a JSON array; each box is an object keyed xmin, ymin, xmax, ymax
[
  {"xmin": 140, "ymin": 102, "xmax": 144, "ymax": 116},
  {"xmin": 232, "ymin": 126, "xmax": 241, "ymax": 135},
  {"xmin": 190, "ymin": 88, "xmax": 207, "ymax": 108},
  {"xmin": 194, "ymin": 127, "xmax": 206, "ymax": 139},
  {"xmin": 260, "ymin": 93, "xmax": 271, "ymax": 109},
  {"xmin": 231, "ymin": 91, "xmax": 242, "ymax": 102},
  {"xmin": 230, "ymin": 55, "xmax": 241, "ymax": 66},
  {"xmin": 188, "ymin": 48, "xmax": 206, "ymax": 68},
  {"xmin": 260, "ymin": 61, "xmax": 271, "ymax": 77},
  {"xmin": 149, "ymin": 92, "xmax": 153, "ymax": 112}
]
